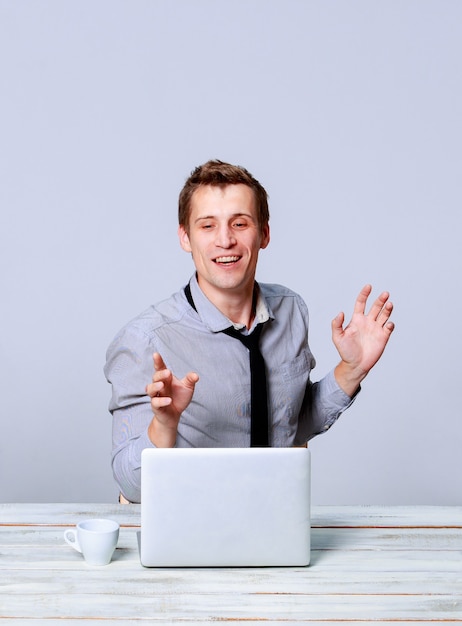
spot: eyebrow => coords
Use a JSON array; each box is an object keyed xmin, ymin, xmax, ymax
[{"xmin": 193, "ymin": 212, "xmax": 255, "ymax": 224}]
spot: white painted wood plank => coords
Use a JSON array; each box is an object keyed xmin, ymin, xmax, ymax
[
  {"xmin": 2, "ymin": 566, "xmax": 462, "ymax": 596},
  {"xmin": 4, "ymin": 622, "xmax": 462, "ymax": 626},
  {"xmin": 0, "ymin": 526, "xmax": 462, "ymax": 568},
  {"xmin": 2, "ymin": 504, "xmax": 461, "ymax": 527},
  {"xmin": 2, "ymin": 525, "xmax": 461, "ymax": 551},
  {"xmin": 0, "ymin": 503, "xmax": 141, "ymax": 526},
  {"xmin": 1, "ymin": 591, "xmax": 461, "ymax": 621},
  {"xmin": 311, "ymin": 505, "xmax": 462, "ymax": 528},
  {"xmin": 1, "ymin": 549, "xmax": 461, "ymax": 579}
]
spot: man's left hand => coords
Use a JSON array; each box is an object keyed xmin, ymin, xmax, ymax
[{"xmin": 332, "ymin": 284, "xmax": 395, "ymax": 397}]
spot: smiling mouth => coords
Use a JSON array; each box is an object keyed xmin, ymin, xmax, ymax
[{"xmin": 214, "ymin": 256, "xmax": 241, "ymax": 265}]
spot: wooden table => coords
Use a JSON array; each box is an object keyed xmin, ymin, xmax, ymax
[{"xmin": 1, "ymin": 504, "xmax": 461, "ymax": 624}]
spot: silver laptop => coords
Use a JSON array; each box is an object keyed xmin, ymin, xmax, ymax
[{"xmin": 140, "ymin": 447, "xmax": 311, "ymax": 567}]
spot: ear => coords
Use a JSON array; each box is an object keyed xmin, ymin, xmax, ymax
[
  {"xmin": 260, "ymin": 223, "xmax": 270, "ymax": 250},
  {"xmin": 178, "ymin": 225, "xmax": 192, "ymax": 253}
]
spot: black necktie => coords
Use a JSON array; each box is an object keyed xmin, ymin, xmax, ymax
[
  {"xmin": 222, "ymin": 324, "xmax": 269, "ymax": 447},
  {"xmin": 184, "ymin": 283, "xmax": 269, "ymax": 447}
]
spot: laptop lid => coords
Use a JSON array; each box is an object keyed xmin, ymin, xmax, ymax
[{"xmin": 140, "ymin": 447, "xmax": 311, "ymax": 567}]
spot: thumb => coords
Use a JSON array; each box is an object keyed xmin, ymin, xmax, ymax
[
  {"xmin": 182, "ymin": 371, "xmax": 199, "ymax": 390},
  {"xmin": 331, "ymin": 311, "xmax": 345, "ymax": 338}
]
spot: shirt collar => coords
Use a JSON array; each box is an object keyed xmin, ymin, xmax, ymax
[{"xmin": 187, "ymin": 274, "xmax": 273, "ymax": 333}]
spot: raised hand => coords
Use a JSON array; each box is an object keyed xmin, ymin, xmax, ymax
[
  {"xmin": 332, "ymin": 285, "xmax": 394, "ymax": 397},
  {"xmin": 146, "ymin": 352, "xmax": 199, "ymax": 447}
]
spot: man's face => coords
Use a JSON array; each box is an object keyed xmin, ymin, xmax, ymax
[{"xmin": 178, "ymin": 184, "xmax": 270, "ymax": 303}]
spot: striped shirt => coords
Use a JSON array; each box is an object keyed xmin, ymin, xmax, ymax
[{"xmin": 104, "ymin": 274, "xmax": 357, "ymax": 502}]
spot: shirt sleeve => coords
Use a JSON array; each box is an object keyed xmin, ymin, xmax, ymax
[
  {"xmin": 104, "ymin": 324, "xmax": 157, "ymax": 503},
  {"xmin": 294, "ymin": 369, "xmax": 360, "ymax": 445}
]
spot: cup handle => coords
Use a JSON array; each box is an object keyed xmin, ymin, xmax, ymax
[{"xmin": 64, "ymin": 529, "xmax": 82, "ymax": 554}]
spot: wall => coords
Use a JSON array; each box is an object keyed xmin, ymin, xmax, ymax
[{"xmin": 1, "ymin": 0, "xmax": 460, "ymax": 504}]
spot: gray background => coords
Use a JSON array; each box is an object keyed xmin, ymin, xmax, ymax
[{"xmin": 1, "ymin": 0, "xmax": 460, "ymax": 505}]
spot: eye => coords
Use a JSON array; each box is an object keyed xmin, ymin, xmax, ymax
[{"xmin": 233, "ymin": 220, "xmax": 248, "ymax": 229}]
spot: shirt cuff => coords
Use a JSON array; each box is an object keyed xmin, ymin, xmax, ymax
[
  {"xmin": 324, "ymin": 368, "xmax": 360, "ymax": 402},
  {"xmin": 318, "ymin": 369, "xmax": 360, "ymax": 431}
]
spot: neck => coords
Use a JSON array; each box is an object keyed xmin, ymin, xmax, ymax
[{"xmin": 197, "ymin": 278, "xmax": 257, "ymax": 329}]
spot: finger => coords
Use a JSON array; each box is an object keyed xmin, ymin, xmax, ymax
[
  {"xmin": 146, "ymin": 378, "xmax": 173, "ymax": 407},
  {"xmin": 152, "ymin": 366, "xmax": 172, "ymax": 386},
  {"xmin": 153, "ymin": 352, "xmax": 167, "ymax": 372},
  {"xmin": 384, "ymin": 320, "xmax": 395, "ymax": 335},
  {"xmin": 146, "ymin": 379, "xmax": 167, "ymax": 398},
  {"xmin": 151, "ymin": 395, "xmax": 172, "ymax": 409},
  {"xmin": 377, "ymin": 300, "xmax": 393, "ymax": 324},
  {"xmin": 353, "ymin": 284, "xmax": 373, "ymax": 315},
  {"xmin": 368, "ymin": 291, "xmax": 391, "ymax": 320},
  {"xmin": 147, "ymin": 367, "xmax": 172, "ymax": 399}
]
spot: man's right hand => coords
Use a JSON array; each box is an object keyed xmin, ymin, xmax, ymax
[{"xmin": 146, "ymin": 352, "xmax": 199, "ymax": 447}]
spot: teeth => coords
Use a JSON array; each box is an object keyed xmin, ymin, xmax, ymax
[{"xmin": 215, "ymin": 256, "xmax": 239, "ymax": 263}]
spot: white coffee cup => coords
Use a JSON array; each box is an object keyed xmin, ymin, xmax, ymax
[{"xmin": 64, "ymin": 518, "xmax": 119, "ymax": 565}]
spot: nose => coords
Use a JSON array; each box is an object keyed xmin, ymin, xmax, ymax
[{"xmin": 215, "ymin": 224, "xmax": 236, "ymax": 248}]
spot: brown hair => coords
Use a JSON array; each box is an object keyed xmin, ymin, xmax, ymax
[{"xmin": 178, "ymin": 160, "xmax": 269, "ymax": 232}]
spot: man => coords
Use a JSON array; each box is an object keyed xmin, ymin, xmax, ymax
[{"xmin": 105, "ymin": 160, "xmax": 394, "ymax": 503}]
